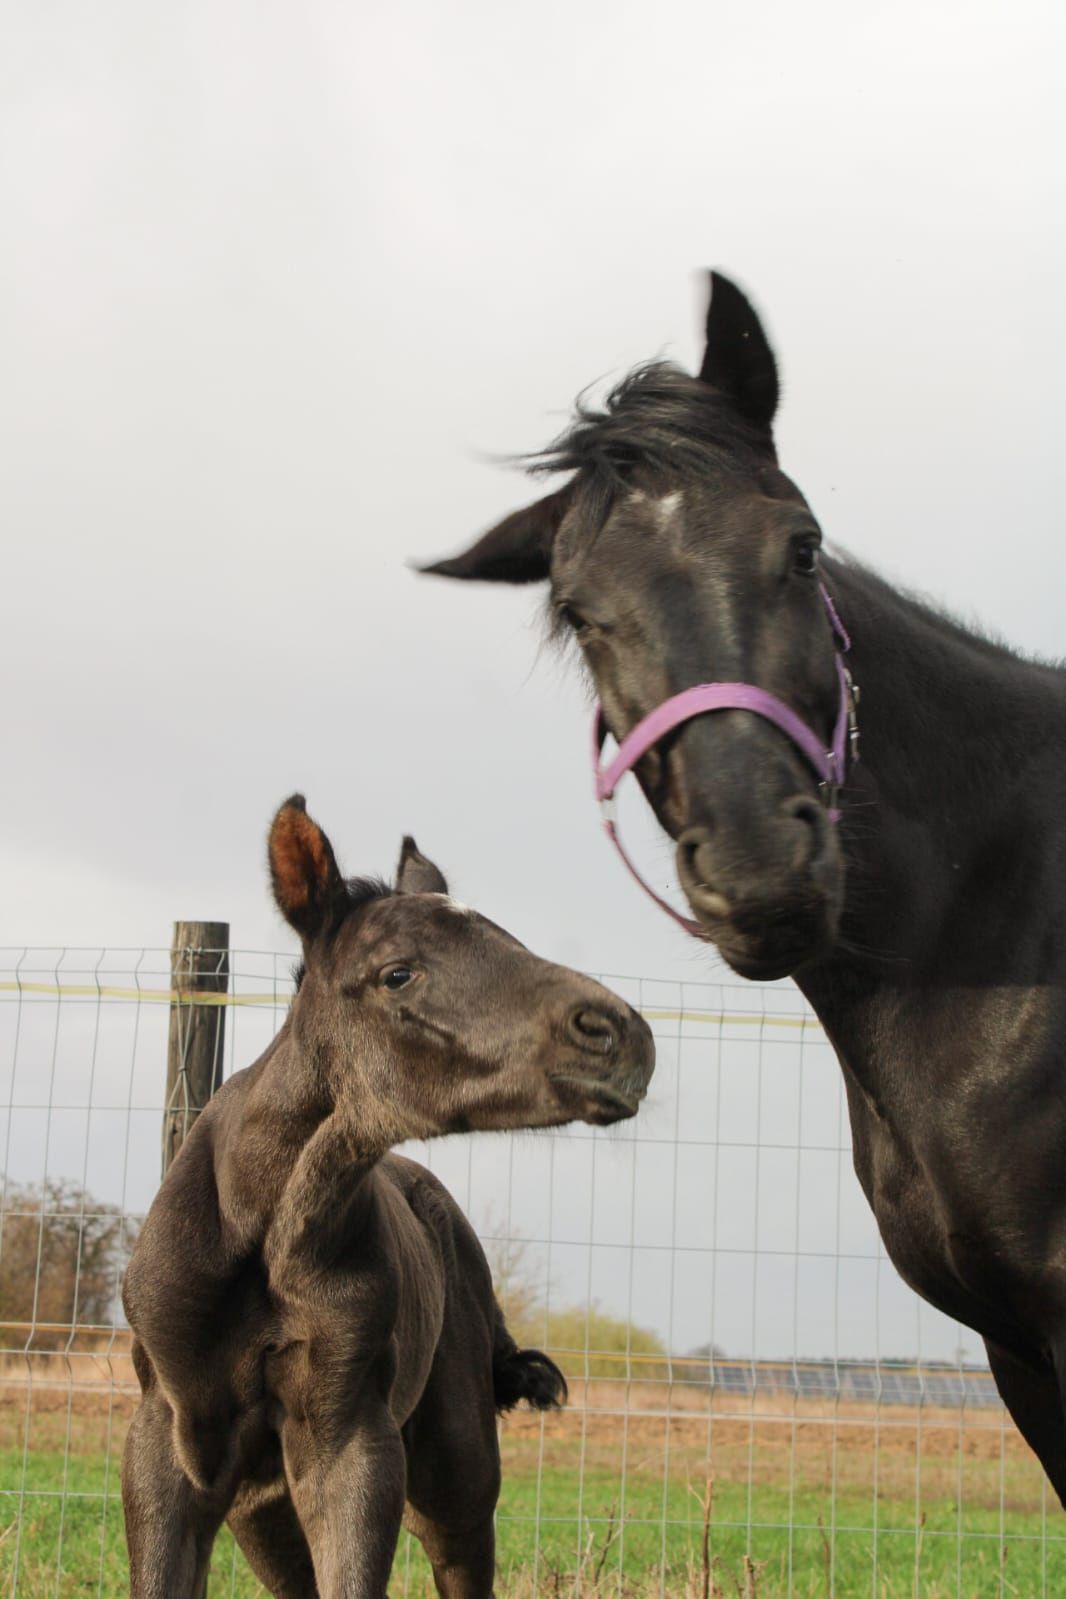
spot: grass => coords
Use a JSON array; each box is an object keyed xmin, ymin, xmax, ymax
[
  {"xmin": 487, "ymin": 1462, "xmax": 1066, "ymax": 1597},
  {"xmin": 2, "ymin": 1400, "xmax": 1065, "ymax": 1596}
]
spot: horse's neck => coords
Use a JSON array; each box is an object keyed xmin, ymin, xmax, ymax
[
  {"xmin": 830, "ymin": 560, "xmax": 1048, "ymax": 816},
  {"xmin": 805, "ymin": 559, "xmax": 1066, "ymax": 1012}
]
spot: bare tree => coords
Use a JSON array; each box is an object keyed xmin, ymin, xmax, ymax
[
  {"xmin": 480, "ymin": 1219, "xmax": 545, "ymax": 1333},
  {"xmin": 0, "ymin": 1177, "xmax": 136, "ymax": 1343}
]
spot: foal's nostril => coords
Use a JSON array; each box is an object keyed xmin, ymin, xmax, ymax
[{"xmin": 568, "ymin": 1006, "xmax": 622, "ymax": 1056}]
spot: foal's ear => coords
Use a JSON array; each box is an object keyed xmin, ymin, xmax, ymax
[
  {"xmin": 698, "ymin": 271, "xmax": 780, "ymax": 437},
  {"xmin": 396, "ymin": 836, "xmax": 449, "ymax": 896},
  {"xmin": 268, "ymin": 795, "xmax": 348, "ymax": 941},
  {"xmin": 418, "ymin": 483, "xmax": 572, "ymax": 585}
]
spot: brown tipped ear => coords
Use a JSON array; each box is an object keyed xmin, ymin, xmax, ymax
[
  {"xmin": 396, "ymin": 836, "xmax": 449, "ymax": 895},
  {"xmin": 268, "ymin": 795, "xmax": 348, "ymax": 940},
  {"xmin": 698, "ymin": 271, "xmax": 779, "ymax": 437},
  {"xmin": 418, "ymin": 483, "xmax": 572, "ymax": 585}
]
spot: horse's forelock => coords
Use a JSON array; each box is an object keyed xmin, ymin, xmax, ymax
[{"xmin": 526, "ymin": 362, "xmax": 773, "ymax": 520}]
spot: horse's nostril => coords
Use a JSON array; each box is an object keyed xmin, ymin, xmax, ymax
[
  {"xmin": 678, "ymin": 825, "xmax": 714, "ymax": 885},
  {"xmin": 781, "ymin": 795, "xmax": 830, "ymax": 867},
  {"xmin": 784, "ymin": 796, "xmax": 822, "ymax": 829},
  {"xmin": 569, "ymin": 1006, "xmax": 621, "ymax": 1055},
  {"xmin": 677, "ymin": 826, "xmax": 732, "ymax": 920}
]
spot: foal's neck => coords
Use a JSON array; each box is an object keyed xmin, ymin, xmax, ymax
[
  {"xmin": 806, "ymin": 558, "xmax": 1066, "ymax": 993},
  {"xmin": 219, "ymin": 1021, "xmax": 411, "ymax": 1253}
]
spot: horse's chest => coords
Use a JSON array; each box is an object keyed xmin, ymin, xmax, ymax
[
  {"xmin": 851, "ymin": 1115, "xmax": 966, "ymax": 1301},
  {"xmin": 838, "ymin": 1002, "xmax": 1066, "ymax": 1344}
]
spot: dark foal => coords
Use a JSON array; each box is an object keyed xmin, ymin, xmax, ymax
[
  {"xmin": 122, "ymin": 796, "xmax": 654, "ymax": 1598},
  {"xmin": 424, "ymin": 274, "xmax": 1066, "ymax": 1502}
]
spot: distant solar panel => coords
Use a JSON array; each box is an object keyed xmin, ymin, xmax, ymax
[{"xmin": 706, "ymin": 1360, "xmax": 1003, "ymax": 1408}]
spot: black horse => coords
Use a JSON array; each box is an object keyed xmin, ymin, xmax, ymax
[{"xmin": 423, "ymin": 273, "xmax": 1066, "ymax": 1503}]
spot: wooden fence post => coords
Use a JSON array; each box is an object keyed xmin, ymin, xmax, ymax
[{"xmin": 163, "ymin": 921, "xmax": 230, "ymax": 1177}]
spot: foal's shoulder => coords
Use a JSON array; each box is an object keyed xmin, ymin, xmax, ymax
[{"xmin": 124, "ymin": 1069, "xmax": 262, "ymax": 1323}]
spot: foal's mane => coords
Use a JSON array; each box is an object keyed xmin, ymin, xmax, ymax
[{"xmin": 291, "ymin": 876, "xmax": 392, "ymax": 992}]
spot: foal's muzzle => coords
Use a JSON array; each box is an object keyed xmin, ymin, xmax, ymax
[{"xmin": 552, "ymin": 1001, "xmax": 655, "ymax": 1124}]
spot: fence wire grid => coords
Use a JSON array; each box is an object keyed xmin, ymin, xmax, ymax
[{"xmin": 0, "ymin": 946, "xmax": 1062, "ymax": 1598}]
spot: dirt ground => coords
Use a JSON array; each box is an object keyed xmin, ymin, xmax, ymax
[{"xmin": 0, "ymin": 1343, "xmax": 1035, "ymax": 1490}]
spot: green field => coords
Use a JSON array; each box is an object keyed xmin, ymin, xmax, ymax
[{"xmin": 3, "ymin": 1411, "xmax": 1065, "ymax": 1597}]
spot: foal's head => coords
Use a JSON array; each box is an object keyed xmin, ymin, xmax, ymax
[
  {"xmin": 269, "ymin": 796, "xmax": 654, "ymax": 1136},
  {"xmin": 424, "ymin": 275, "xmax": 846, "ymax": 980}
]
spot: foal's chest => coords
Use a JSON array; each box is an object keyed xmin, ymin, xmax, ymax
[{"xmin": 267, "ymin": 1184, "xmax": 447, "ymax": 1425}]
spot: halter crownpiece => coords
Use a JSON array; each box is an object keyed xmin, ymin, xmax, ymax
[{"xmin": 591, "ymin": 584, "xmax": 860, "ymax": 937}]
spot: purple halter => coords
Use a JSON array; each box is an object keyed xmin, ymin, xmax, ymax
[{"xmin": 591, "ymin": 585, "xmax": 859, "ymax": 937}]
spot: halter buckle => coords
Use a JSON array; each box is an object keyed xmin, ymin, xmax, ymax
[{"xmin": 844, "ymin": 668, "xmax": 861, "ymax": 764}]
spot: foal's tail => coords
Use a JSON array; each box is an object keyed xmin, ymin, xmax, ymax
[{"xmin": 492, "ymin": 1307, "xmax": 568, "ymax": 1413}]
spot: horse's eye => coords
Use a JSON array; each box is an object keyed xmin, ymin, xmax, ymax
[
  {"xmin": 793, "ymin": 542, "xmax": 820, "ymax": 577},
  {"xmin": 381, "ymin": 965, "xmax": 414, "ymax": 991}
]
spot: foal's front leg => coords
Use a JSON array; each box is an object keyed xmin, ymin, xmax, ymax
[
  {"xmin": 282, "ymin": 1404, "xmax": 407, "ymax": 1598},
  {"xmin": 122, "ymin": 1393, "xmax": 231, "ymax": 1599}
]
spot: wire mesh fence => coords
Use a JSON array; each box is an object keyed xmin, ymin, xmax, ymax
[{"xmin": 1, "ymin": 946, "xmax": 1062, "ymax": 1597}]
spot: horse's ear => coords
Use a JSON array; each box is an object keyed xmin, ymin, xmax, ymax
[
  {"xmin": 396, "ymin": 836, "xmax": 449, "ymax": 896},
  {"xmin": 698, "ymin": 271, "xmax": 780, "ymax": 436},
  {"xmin": 418, "ymin": 483, "xmax": 572, "ymax": 585},
  {"xmin": 268, "ymin": 795, "xmax": 348, "ymax": 941}
]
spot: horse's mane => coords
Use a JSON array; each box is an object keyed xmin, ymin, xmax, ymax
[
  {"xmin": 531, "ymin": 362, "xmax": 1064, "ymax": 681},
  {"xmin": 828, "ymin": 554, "xmax": 1066, "ymax": 678},
  {"xmin": 527, "ymin": 361, "xmax": 770, "ymax": 523}
]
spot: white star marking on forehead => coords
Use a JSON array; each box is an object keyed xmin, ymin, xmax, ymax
[
  {"xmin": 624, "ymin": 487, "xmax": 685, "ymax": 536},
  {"xmin": 426, "ymin": 892, "xmax": 476, "ymax": 917},
  {"xmin": 654, "ymin": 489, "xmax": 684, "ymax": 528}
]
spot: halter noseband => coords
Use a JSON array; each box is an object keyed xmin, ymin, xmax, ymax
[{"xmin": 591, "ymin": 584, "xmax": 859, "ymax": 937}]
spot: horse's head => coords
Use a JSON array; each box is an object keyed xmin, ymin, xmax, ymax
[
  {"xmin": 268, "ymin": 796, "xmax": 655, "ymax": 1134},
  {"xmin": 423, "ymin": 275, "xmax": 847, "ymax": 980}
]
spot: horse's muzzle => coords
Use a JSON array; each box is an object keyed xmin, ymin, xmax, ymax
[{"xmin": 676, "ymin": 808, "xmax": 843, "ymax": 978}]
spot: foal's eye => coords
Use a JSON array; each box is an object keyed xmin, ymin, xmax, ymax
[
  {"xmin": 557, "ymin": 603, "xmax": 591, "ymax": 638},
  {"xmin": 381, "ymin": 965, "xmax": 415, "ymax": 991},
  {"xmin": 793, "ymin": 542, "xmax": 820, "ymax": 577}
]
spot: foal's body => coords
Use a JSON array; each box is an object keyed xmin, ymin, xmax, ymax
[
  {"xmin": 424, "ymin": 275, "xmax": 1066, "ymax": 1500},
  {"xmin": 123, "ymin": 800, "xmax": 654, "ymax": 1597},
  {"xmin": 126, "ymin": 1069, "xmax": 506, "ymax": 1598}
]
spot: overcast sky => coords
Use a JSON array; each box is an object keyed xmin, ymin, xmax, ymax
[{"xmin": 3, "ymin": 0, "xmax": 1064, "ymax": 1357}]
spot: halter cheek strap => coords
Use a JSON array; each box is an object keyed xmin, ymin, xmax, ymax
[{"xmin": 591, "ymin": 584, "xmax": 859, "ymax": 938}]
